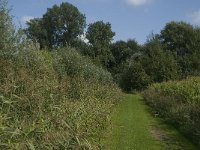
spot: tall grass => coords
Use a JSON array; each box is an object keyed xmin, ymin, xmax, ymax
[
  {"xmin": 0, "ymin": 43, "xmax": 122, "ymax": 149},
  {"xmin": 0, "ymin": 2, "xmax": 122, "ymax": 148},
  {"xmin": 142, "ymin": 77, "xmax": 200, "ymax": 147},
  {"xmin": 53, "ymin": 47, "xmax": 113, "ymax": 85}
]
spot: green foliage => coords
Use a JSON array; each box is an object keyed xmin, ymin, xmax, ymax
[
  {"xmin": 143, "ymin": 77, "xmax": 200, "ymax": 147},
  {"xmin": 114, "ymin": 36, "xmax": 178, "ymax": 91},
  {"xmin": 160, "ymin": 21, "xmax": 200, "ymax": 77},
  {"xmin": 26, "ymin": 2, "xmax": 86, "ymax": 49},
  {"xmin": 111, "ymin": 41, "xmax": 128, "ymax": 66},
  {"xmin": 72, "ymin": 38, "xmax": 90, "ymax": 55},
  {"xmin": 116, "ymin": 22, "xmax": 200, "ymax": 92},
  {"xmin": 25, "ymin": 18, "xmax": 48, "ymax": 49},
  {"xmin": 109, "ymin": 40, "xmax": 143, "ymax": 91},
  {"xmin": 160, "ymin": 21, "xmax": 194, "ymax": 53},
  {"xmin": 1, "ymin": 1, "xmax": 200, "ymax": 148},
  {"xmin": 142, "ymin": 36, "xmax": 179, "ymax": 82},
  {"xmin": 0, "ymin": 0, "xmax": 16, "ymax": 58},
  {"xmin": 52, "ymin": 46, "xmax": 113, "ymax": 84},
  {"xmin": 111, "ymin": 39, "xmax": 140, "ymax": 68},
  {"xmin": 86, "ymin": 21, "xmax": 115, "ymax": 47},
  {"xmin": 0, "ymin": 46, "xmax": 122, "ymax": 149},
  {"xmin": 120, "ymin": 61, "xmax": 151, "ymax": 91},
  {"xmin": 86, "ymin": 21, "xmax": 115, "ymax": 67},
  {"xmin": 0, "ymin": 3, "xmax": 123, "ymax": 149}
]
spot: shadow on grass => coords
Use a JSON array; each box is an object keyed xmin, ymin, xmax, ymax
[{"xmin": 139, "ymin": 95, "xmax": 198, "ymax": 150}]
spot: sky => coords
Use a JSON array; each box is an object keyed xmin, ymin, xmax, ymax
[{"xmin": 8, "ymin": 0, "xmax": 200, "ymax": 44}]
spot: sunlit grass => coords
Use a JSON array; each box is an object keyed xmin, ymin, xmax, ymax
[{"xmin": 104, "ymin": 94, "xmax": 197, "ymax": 150}]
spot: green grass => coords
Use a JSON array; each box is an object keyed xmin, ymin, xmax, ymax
[
  {"xmin": 142, "ymin": 77, "xmax": 200, "ymax": 147},
  {"xmin": 104, "ymin": 94, "xmax": 197, "ymax": 150}
]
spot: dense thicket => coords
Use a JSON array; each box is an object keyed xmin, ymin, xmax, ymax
[
  {"xmin": 111, "ymin": 23, "xmax": 200, "ymax": 91},
  {"xmin": 142, "ymin": 77, "xmax": 200, "ymax": 147},
  {"xmin": 0, "ymin": 1, "xmax": 122, "ymax": 149},
  {"xmin": 0, "ymin": 49, "xmax": 121, "ymax": 149},
  {"xmin": 0, "ymin": 0, "xmax": 16, "ymax": 58}
]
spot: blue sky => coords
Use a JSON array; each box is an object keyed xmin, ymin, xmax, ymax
[{"xmin": 8, "ymin": 0, "xmax": 200, "ymax": 44}]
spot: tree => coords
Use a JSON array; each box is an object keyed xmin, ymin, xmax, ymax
[
  {"xmin": 111, "ymin": 39, "xmax": 140, "ymax": 66},
  {"xmin": 142, "ymin": 36, "xmax": 179, "ymax": 82},
  {"xmin": 86, "ymin": 21, "xmax": 115, "ymax": 67},
  {"xmin": 25, "ymin": 2, "xmax": 86, "ymax": 49},
  {"xmin": 160, "ymin": 21, "xmax": 200, "ymax": 77},
  {"xmin": 25, "ymin": 18, "xmax": 48, "ymax": 49},
  {"xmin": 109, "ymin": 39, "xmax": 141, "ymax": 82},
  {"xmin": 86, "ymin": 21, "xmax": 115, "ymax": 47},
  {"xmin": 160, "ymin": 21, "xmax": 194, "ymax": 56},
  {"xmin": 111, "ymin": 41, "xmax": 128, "ymax": 66},
  {"xmin": 120, "ymin": 61, "xmax": 151, "ymax": 91},
  {"xmin": 189, "ymin": 27, "xmax": 200, "ymax": 75}
]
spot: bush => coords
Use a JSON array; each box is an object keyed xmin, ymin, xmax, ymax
[
  {"xmin": 0, "ymin": 0, "xmax": 17, "ymax": 59},
  {"xmin": 142, "ymin": 77, "xmax": 200, "ymax": 147},
  {"xmin": 142, "ymin": 37, "xmax": 179, "ymax": 83},
  {"xmin": 53, "ymin": 47, "xmax": 113, "ymax": 85},
  {"xmin": 0, "ymin": 2, "xmax": 123, "ymax": 148},
  {"xmin": 120, "ymin": 61, "xmax": 151, "ymax": 91},
  {"xmin": 0, "ymin": 46, "xmax": 122, "ymax": 149}
]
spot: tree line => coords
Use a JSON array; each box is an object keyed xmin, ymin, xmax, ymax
[{"xmin": 25, "ymin": 2, "xmax": 200, "ymax": 91}]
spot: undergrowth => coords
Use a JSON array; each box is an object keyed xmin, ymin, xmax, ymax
[
  {"xmin": 0, "ymin": 45, "xmax": 122, "ymax": 149},
  {"xmin": 142, "ymin": 77, "xmax": 200, "ymax": 147}
]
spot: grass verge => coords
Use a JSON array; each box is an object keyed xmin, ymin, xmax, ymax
[{"xmin": 104, "ymin": 94, "xmax": 197, "ymax": 150}]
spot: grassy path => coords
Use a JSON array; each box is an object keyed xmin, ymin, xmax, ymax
[{"xmin": 104, "ymin": 94, "xmax": 197, "ymax": 150}]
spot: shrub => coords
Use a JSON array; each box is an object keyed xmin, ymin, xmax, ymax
[
  {"xmin": 0, "ymin": 0, "xmax": 17, "ymax": 59},
  {"xmin": 0, "ymin": 47, "xmax": 122, "ymax": 149},
  {"xmin": 0, "ymin": 2, "xmax": 122, "ymax": 148},
  {"xmin": 120, "ymin": 61, "xmax": 151, "ymax": 91},
  {"xmin": 52, "ymin": 47, "xmax": 113, "ymax": 84},
  {"xmin": 142, "ymin": 77, "xmax": 200, "ymax": 147}
]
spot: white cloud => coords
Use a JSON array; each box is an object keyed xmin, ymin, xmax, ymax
[
  {"xmin": 188, "ymin": 9, "xmax": 200, "ymax": 24},
  {"xmin": 126, "ymin": 0, "xmax": 152, "ymax": 6},
  {"xmin": 21, "ymin": 16, "xmax": 34, "ymax": 23},
  {"xmin": 78, "ymin": 32, "xmax": 89, "ymax": 43}
]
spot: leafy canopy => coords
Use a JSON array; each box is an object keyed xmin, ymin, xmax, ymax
[
  {"xmin": 26, "ymin": 2, "xmax": 86, "ymax": 49},
  {"xmin": 86, "ymin": 21, "xmax": 115, "ymax": 67}
]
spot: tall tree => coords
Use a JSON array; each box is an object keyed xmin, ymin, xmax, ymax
[
  {"xmin": 111, "ymin": 39, "xmax": 140, "ymax": 66},
  {"xmin": 25, "ymin": 2, "xmax": 86, "ymax": 49},
  {"xmin": 25, "ymin": 18, "xmax": 48, "ymax": 49},
  {"xmin": 86, "ymin": 21, "xmax": 115, "ymax": 67},
  {"xmin": 142, "ymin": 36, "xmax": 179, "ymax": 82},
  {"xmin": 160, "ymin": 21, "xmax": 200, "ymax": 76},
  {"xmin": 160, "ymin": 21, "xmax": 194, "ymax": 56}
]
